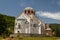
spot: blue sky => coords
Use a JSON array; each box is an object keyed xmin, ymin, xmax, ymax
[{"xmin": 0, "ymin": 0, "xmax": 60, "ymax": 24}]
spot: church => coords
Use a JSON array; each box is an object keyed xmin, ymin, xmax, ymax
[{"xmin": 14, "ymin": 7, "xmax": 52, "ymax": 36}]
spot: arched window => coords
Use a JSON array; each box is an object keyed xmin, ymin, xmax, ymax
[
  {"xmin": 18, "ymin": 23, "xmax": 21, "ymax": 29},
  {"xmin": 28, "ymin": 10, "xmax": 30, "ymax": 14},
  {"xmin": 18, "ymin": 25, "xmax": 21, "ymax": 29},
  {"xmin": 25, "ymin": 10, "xmax": 26, "ymax": 14},
  {"xmin": 31, "ymin": 10, "xmax": 34, "ymax": 13}
]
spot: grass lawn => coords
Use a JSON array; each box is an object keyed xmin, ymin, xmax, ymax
[
  {"xmin": 0, "ymin": 37, "xmax": 3, "ymax": 40},
  {"xmin": 16, "ymin": 37, "xmax": 60, "ymax": 40},
  {"xmin": 1, "ymin": 36, "xmax": 60, "ymax": 40}
]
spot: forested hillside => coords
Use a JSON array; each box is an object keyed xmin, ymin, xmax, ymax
[
  {"xmin": 0, "ymin": 13, "xmax": 15, "ymax": 37},
  {"xmin": 50, "ymin": 24, "xmax": 60, "ymax": 37}
]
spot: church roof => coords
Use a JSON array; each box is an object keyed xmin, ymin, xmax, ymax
[
  {"xmin": 45, "ymin": 27, "xmax": 51, "ymax": 30},
  {"xmin": 24, "ymin": 7, "xmax": 34, "ymax": 10}
]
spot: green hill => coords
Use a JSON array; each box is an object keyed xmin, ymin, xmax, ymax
[{"xmin": 0, "ymin": 13, "xmax": 15, "ymax": 37}]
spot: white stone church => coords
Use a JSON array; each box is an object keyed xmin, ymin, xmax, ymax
[{"xmin": 14, "ymin": 7, "xmax": 52, "ymax": 36}]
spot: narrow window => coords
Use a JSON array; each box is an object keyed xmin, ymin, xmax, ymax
[
  {"xmin": 31, "ymin": 10, "xmax": 35, "ymax": 14},
  {"xmin": 33, "ymin": 24, "xmax": 36, "ymax": 27},
  {"xmin": 31, "ymin": 10, "xmax": 33, "ymax": 13},
  {"xmin": 33, "ymin": 24, "xmax": 38, "ymax": 27},
  {"xmin": 27, "ymin": 10, "xmax": 30, "ymax": 14},
  {"xmin": 25, "ymin": 21, "xmax": 29, "ymax": 24},
  {"xmin": 28, "ymin": 10, "xmax": 30, "ymax": 13},
  {"xmin": 25, "ymin": 10, "xmax": 26, "ymax": 13},
  {"xmin": 18, "ymin": 24, "xmax": 21, "ymax": 29}
]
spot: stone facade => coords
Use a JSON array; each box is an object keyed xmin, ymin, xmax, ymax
[{"xmin": 14, "ymin": 7, "xmax": 52, "ymax": 36}]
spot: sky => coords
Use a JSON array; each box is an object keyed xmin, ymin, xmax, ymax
[{"xmin": 0, "ymin": 0, "xmax": 60, "ymax": 24}]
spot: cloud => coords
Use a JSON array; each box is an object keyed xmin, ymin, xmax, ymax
[
  {"xmin": 56, "ymin": 0, "xmax": 60, "ymax": 5},
  {"xmin": 36, "ymin": 11, "xmax": 60, "ymax": 20}
]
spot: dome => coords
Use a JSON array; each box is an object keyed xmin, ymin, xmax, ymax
[{"xmin": 24, "ymin": 7, "xmax": 34, "ymax": 10}]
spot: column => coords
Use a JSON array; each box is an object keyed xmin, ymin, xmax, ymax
[
  {"xmin": 29, "ymin": 22, "xmax": 30, "ymax": 34},
  {"xmin": 39, "ymin": 26, "xmax": 41, "ymax": 34}
]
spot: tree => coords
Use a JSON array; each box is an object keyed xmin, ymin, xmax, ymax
[
  {"xmin": 0, "ymin": 14, "xmax": 7, "ymax": 36},
  {"xmin": 0, "ymin": 14, "xmax": 15, "ymax": 37},
  {"xmin": 50, "ymin": 24, "xmax": 60, "ymax": 37}
]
